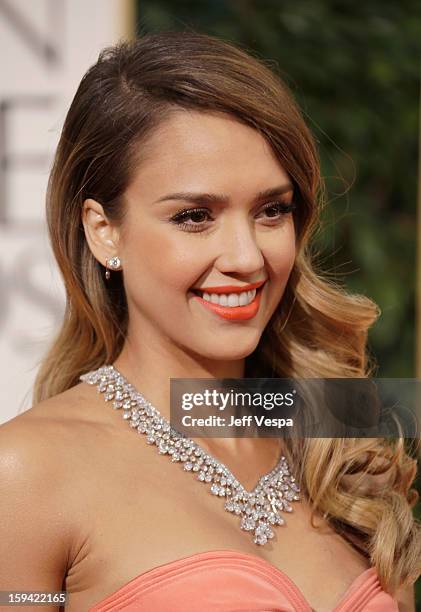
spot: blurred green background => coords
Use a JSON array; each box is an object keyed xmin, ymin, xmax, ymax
[{"xmin": 135, "ymin": 1, "xmax": 420, "ymax": 606}]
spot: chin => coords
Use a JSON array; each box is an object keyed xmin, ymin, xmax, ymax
[{"xmin": 196, "ymin": 337, "xmax": 262, "ymax": 361}]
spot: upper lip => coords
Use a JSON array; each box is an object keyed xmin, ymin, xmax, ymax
[{"xmin": 192, "ymin": 280, "xmax": 266, "ymax": 294}]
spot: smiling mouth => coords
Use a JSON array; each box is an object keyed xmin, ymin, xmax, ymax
[
  {"xmin": 188, "ymin": 283, "xmax": 265, "ymax": 321},
  {"xmin": 190, "ymin": 283, "xmax": 266, "ymax": 308}
]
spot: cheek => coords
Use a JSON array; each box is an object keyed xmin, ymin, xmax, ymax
[
  {"xmin": 123, "ymin": 223, "xmax": 196, "ymax": 293},
  {"xmin": 277, "ymin": 244, "xmax": 296, "ymax": 278},
  {"xmin": 265, "ymin": 224, "xmax": 296, "ymax": 279}
]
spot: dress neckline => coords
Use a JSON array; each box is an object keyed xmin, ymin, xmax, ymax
[{"xmin": 90, "ymin": 548, "xmax": 379, "ymax": 612}]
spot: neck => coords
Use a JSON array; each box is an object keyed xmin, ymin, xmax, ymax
[
  {"xmin": 111, "ymin": 340, "xmax": 279, "ymax": 460},
  {"xmin": 113, "ymin": 339, "xmax": 245, "ymax": 415}
]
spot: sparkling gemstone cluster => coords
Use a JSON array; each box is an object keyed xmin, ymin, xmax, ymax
[{"xmin": 80, "ymin": 365, "xmax": 301, "ymax": 546}]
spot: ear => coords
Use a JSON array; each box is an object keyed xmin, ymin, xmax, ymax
[{"xmin": 81, "ymin": 198, "xmax": 121, "ymax": 266}]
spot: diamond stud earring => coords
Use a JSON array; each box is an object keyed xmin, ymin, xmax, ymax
[{"xmin": 105, "ymin": 256, "xmax": 122, "ymax": 280}]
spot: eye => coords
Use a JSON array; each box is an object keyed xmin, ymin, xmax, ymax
[
  {"xmin": 169, "ymin": 200, "xmax": 296, "ymax": 233},
  {"xmin": 169, "ymin": 208, "xmax": 214, "ymax": 232},
  {"xmin": 258, "ymin": 201, "xmax": 296, "ymax": 219}
]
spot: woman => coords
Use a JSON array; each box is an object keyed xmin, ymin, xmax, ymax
[{"xmin": 0, "ymin": 31, "xmax": 419, "ymax": 611}]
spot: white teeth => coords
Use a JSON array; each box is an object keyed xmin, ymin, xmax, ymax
[
  {"xmin": 239, "ymin": 292, "xmax": 249, "ymax": 306},
  {"xmin": 200, "ymin": 289, "xmax": 257, "ymax": 307}
]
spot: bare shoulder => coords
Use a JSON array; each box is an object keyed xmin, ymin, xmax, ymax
[
  {"xmin": 0, "ymin": 382, "xmax": 100, "ymax": 499},
  {"xmin": 2, "ymin": 380, "xmax": 113, "ymax": 440},
  {"xmin": 395, "ymin": 582, "xmax": 416, "ymax": 612},
  {"xmin": 0, "ymin": 379, "xmax": 130, "ymax": 503},
  {"xmin": 0, "ymin": 385, "xmax": 99, "ymax": 602},
  {"xmin": 0, "ymin": 381, "xmax": 113, "ymax": 509},
  {"xmin": 1, "ymin": 385, "xmax": 76, "ymax": 463}
]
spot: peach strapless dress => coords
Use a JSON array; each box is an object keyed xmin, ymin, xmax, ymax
[{"xmin": 89, "ymin": 549, "xmax": 398, "ymax": 611}]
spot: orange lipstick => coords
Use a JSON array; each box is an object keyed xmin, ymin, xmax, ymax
[
  {"xmin": 194, "ymin": 280, "xmax": 265, "ymax": 294},
  {"xmin": 192, "ymin": 284, "xmax": 264, "ymax": 321}
]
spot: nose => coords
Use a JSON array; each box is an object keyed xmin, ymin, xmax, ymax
[{"xmin": 214, "ymin": 213, "xmax": 265, "ymax": 276}]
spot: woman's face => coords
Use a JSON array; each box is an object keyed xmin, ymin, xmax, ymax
[{"xmin": 117, "ymin": 110, "xmax": 296, "ymax": 362}]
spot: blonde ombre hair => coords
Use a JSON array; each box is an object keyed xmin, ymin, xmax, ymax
[{"xmin": 33, "ymin": 31, "xmax": 420, "ymax": 594}]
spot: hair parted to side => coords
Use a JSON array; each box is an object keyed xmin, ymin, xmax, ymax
[{"xmin": 33, "ymin": 31, "xmax": 419, "ymax": 592}]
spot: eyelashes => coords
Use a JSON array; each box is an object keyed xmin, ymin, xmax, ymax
[{"xmin": 169, "ymin": 201, "xmax": 296, "ymax": 233}]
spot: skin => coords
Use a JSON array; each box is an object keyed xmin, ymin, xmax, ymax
[
  {"xmin": 79, "ymin": 110, "xmax": 414, "ymax": 610},
  {"xmin": 83, "ymin": 109, "xmax": 296, "ymax": 463},
  {"xmin": 0, "ymin": 110, "xmax": 414, "ymax": 611}
]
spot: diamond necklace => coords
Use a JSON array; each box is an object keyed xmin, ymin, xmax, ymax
[{"xmin": 80, "ymin": 364, "xmax": 301, "ymax": 546}]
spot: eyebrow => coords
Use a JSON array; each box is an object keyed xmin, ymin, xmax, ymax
[{"xmin": 153, "ymin": 183, "xmax": 294, "ymax": 206}]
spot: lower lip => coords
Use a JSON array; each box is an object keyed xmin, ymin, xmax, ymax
[{"xmin": 190, "ymin": 287, "xmax": 263, "ymax": 321}]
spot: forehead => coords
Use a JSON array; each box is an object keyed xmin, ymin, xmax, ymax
[{"xmin": 126, "ymin": 110, "xmax": 290, "ymax": 200}]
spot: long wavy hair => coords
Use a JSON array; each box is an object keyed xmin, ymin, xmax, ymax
[{"xmin": 33, "ymin": 31, "xmax": 420, "ymax": 593}]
